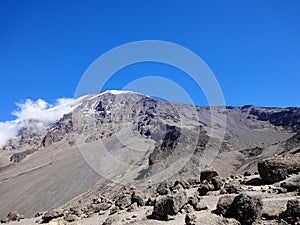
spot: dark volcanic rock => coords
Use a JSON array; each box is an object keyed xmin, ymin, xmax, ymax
[
  {"xmin": 240, "ymin": 147, "xmax": 263, "ymax": 158},
  {"xmin": 280, "ymin": 199, "xmax": 300, "ymax": 224},
  {"xmin": 185, "ymin": 213, "xmax": 196, "ymax": 225},
  {"xmin": 244, "ymin": 178, "xmax": 264, "ymax": 186},
  {"xmin": 152, "ymin": 189, "xmax": 187, "ymax": 220},
  {"xmin": 156, "ymin": 181, "xmax": 172, "ymax": 195},
  {"xmin": 64, "ymin": 214, "xmax": 78, "ymax": 222},
  {"xmin": 69, "ymin": 207, "xmax": 83, "ymax": 217},
  {"xmin": 200, "ymin": 166, "xmax": 219, "ymax": 182},
  {"xmin": 187, "ymin": 195, "xmax": 207, "ymax": 211},
  {"xmin": 211, "ymin": 176, "xmax": 224, "ymax": 190},
  {"xmin": 244, "ymin": 171, "xmax": 252, "ymax": 177},
  {"xmin": 198, "ymin": 180, "xmax": 212, "ymax": 196},
  {"xmin": 145, "ymin": 197, "xmax": 156, "ymax": 206},
  {"xmin": 173, "ymin": 180, "xmax": 191, "ymax": 189},
  {"xmin": 280, "ymin": 174, "xmax": 300, "ymax": 192},
  {"xmin": 7, "ymin": 211, "xmax": 21, "ymax": 222},
  {"xmin": 1, "ymin": 211, "xmax": 25, "ymax": 223},
  {"xmin": 131, "ymin": 190, "xmax": 145, "ymax": 206},
  {"xmin": 114, "ymin": 193, "xmax": 132, "ymax": 210},
  {"xmin": 198, "ymin": 175, "xmax": 223, "ymax": 196},
  {"xmin": 258, "ymin": 154, "xmax": 300, "ymax": 183},
  {"xmin": 42, "ymin": 208, "xmax": 64, "ymax": 223},
  {"xmin": 223, "ymin": 181, "xmax": 242, "ymax": 194},
  {"xmin": 127, "ymin": 202, "xmax": 138, "ymax": 212},
  {"xmin": 215, "ymin": 195, "xmax": 235, "ymax": 216},
  {"xmin": 227, "ymin": 194, "xmax": 263, "ymax": 225},
  {"xmin": 109, "ymin": 206, "xmax": 119, "ymax": 215}
]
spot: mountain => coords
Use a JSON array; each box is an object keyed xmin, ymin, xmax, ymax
[{"xmin": 0, "ymin": 90, "xmax": 299, "ymax": 220}]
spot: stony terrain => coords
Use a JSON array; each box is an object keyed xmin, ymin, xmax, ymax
[
  {"xmin": 1, "ymin": 153, "xmax": 300, "ymax": 225},
  {"xmin": 0, "ymin": 91, "xmax": 299, "ymax": 224}
]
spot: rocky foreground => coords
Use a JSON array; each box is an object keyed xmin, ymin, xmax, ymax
[{"xmin": 2, "ymin": 153, "xmax": 300, "ymax": 225}]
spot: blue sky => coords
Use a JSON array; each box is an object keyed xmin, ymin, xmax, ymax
[{"xmin": 1, "ymin": 0, "xmax": 300, "ymax": 121}]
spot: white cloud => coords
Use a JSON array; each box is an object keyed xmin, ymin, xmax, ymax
[{"xmin": 0, "ymin": 98, "xmax": 74, "ymax": 148}]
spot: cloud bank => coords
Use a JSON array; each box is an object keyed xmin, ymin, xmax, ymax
[{"xmin": 0, "ymin": 98, "xmax": 74, "ymax": 148}]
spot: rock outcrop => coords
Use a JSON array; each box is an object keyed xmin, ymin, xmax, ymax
[{"xmin": 258, "ymin": 154, "xmax": 300, "ymax": 183}]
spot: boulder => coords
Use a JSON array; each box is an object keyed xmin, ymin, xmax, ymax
[
  {"xmin": 198, "ymin": 180, "xmax": 213, "ymax": 196},
  {"xmin": 69, "ymin": 207, "xmax": 83, "ymax": 217},
  {"xmin": 114, "ymin": 193, "xmax": 132, "ymax": 209},
  {"xmin": 182, "ymin": 204, "xmax": 195, "ymax": 213},
  {"xmin": 173, "ymin": 180, "xmax": 191, "ymax": 189},
  {"xmin": 244, "ymin": 171, "xmax": 251, "ymax": 176},
  {"xmin": 188, "ymin": 195, "xmax": 207, "ymax": 211},
  {"xmin": 64, "ymin": 214, "xmax": 78, "ymax": 222},
  {"xmin": 244, "ymin": 178, "xmax": 264, "ymax": 186},
  {"xmin": 157, "ymin": 181, "xmax": 172, "ymax": 195},
  {"xmin": 280, "ymin": 174, "xmax": 300, "ymax": 192},
  {"xmin": 109, "ymin": 206, "xmax": 119, "ymax": 215},
  {"xmin": 222, "ymin": 181, "xmax": 242, "ymax": 194},
  {"xmin": 131, "ymin": 190, "xmax": 145, "ymax": 206},
  {"xmin": 145, "ymin": 197, "xmax": 156, "ymax": 206},
  {"xmin": 42, "ymin": 209, "xmax": 64, "ymax": 223},
  {"xmin": 227, "ymin": 194, "xmax": 263, "ymax": 225},
  {"xmin": 215, "ymin": 195, "xmax": 235, "ymax": 216},
  {"xmin": 152, "ymin": 189, "xmax": 188, "ymax": 220},
  {"xmin": 97, "ymin": 202, "xmax": 112, "ymax": 211},
  {"xmin": 0, "ymin": 217, "xmax": 9, "ymax": 223},
  {"xmin": 185, "ymin": 213, "xmax": 196, "ymax": 225},
  {"xmin": 1, "ymin": 211, "xmax": 25, "ymax": 223},
  {"xmin": 200, "ymin": 167, "xmax": 219, "ymax": 182},
  {"xmin": 7, "ymin": 211, "xmax": 23, "ymax": 221},
  {"xmin": 86, "ymin": 203, "xmax": 108, "ymax": 214},
  {"xmin": 35, "ymin": 212, "xmax": 44, "ymax": 217},
  {"xmin": 211, "ymin": 176, "xmax": 224, "ymax": 190},
  {"xmin": 127, "ymin": 202, "xmax": 138, "ymax": 212},
  {"xmin": 280, "ymin": 199, "xmax": 300, "ymax": 224},
  {"xmin": 258, "ymin": 154, "xmax": 300, "ymax": 184}
]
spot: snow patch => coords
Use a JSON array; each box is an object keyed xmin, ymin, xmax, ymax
[
  {"xmin": 104, "ymin": 90, "xmax": 138, "ymax": 95},
  {"xmin": 87, "ymin": 90, "xmax": 144, "ymax": 101}
]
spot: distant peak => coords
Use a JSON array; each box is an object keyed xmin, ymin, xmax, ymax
[{"xmin": 101, "ymin": 90, "xmax": 142, "ymax": 95}]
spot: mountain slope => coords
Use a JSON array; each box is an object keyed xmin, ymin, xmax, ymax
[{"xmin": 0, "ymin": 90, "xmax": 299, "ymax": 218}]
